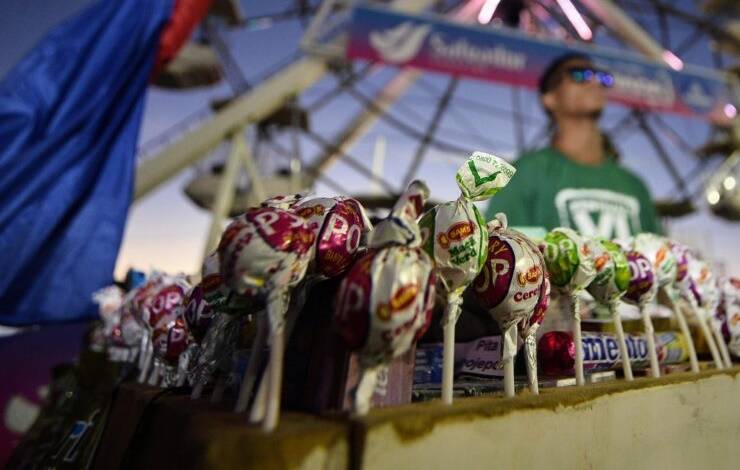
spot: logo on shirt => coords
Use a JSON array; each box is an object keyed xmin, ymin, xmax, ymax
[{"xmin": 555, "ymin": 188, "xmax": 641, "ymax": 240}]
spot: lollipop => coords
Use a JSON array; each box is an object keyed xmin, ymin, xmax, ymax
[
  {"xmin": 634, "ymin": 235, "xmax": 699, "ymax": 373},
  {"xmin": 141, "ymin": 276, "xmax": 191, "ymax": 385},
  {"xmin": 622, "ymin": 249, "xmax": 661, "ymax": 377},
  {"xmin": 720, "ymin": 278, "xmax": 740, "ymax": 359},
  {"xmin": 218, "ymin": 206, "xmax": 314, "ymax": 431},
  {"xmin": 240, "ymin": 196, "xmax": 372, "ymax": 416},
  {"xmin": 152, "ymin": 316, "xmax": 191, "ymax": 387},
  {"xmin": 540, "ymin": 228, "xmax": 596, "ymax": 386},
  {"xmin": 418, "ymin": 152, "xmax": 514, "ymax": 404},
  {"xmin": 334, "ymin": 181, "xmax": 436, "ymax": 415},
  {"xmin": 472, "ymin": 216, "xmax": 546, "ymax": 397},
  {"xmin": 686, "ymin": 256, "xmax": 727, "ymax": 369},
  {"xmin": 586, "ymin": 239, "xmax": 634, "ymax": 380}
]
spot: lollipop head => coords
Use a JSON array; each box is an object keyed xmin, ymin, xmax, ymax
[{"xmin": 623, "ymin": 250, "xmax": 657, "ymax": 305}]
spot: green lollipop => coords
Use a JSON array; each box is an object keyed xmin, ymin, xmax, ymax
[
  {"xmin": 587, "ymin": 238, "xmax": 634, "ymax": 380},
  {"xmin": 541, "ymin": 227, "xmax": 596, "ymax": 386}
]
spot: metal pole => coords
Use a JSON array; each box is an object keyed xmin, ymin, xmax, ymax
[{"xmin": 203, "ymin": 131, "xmax": 244, "ymax": 257}]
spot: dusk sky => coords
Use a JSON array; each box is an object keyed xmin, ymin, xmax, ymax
[{"xmin": 2, "ymin": 0, "xmax": 737, "ymax": 278}]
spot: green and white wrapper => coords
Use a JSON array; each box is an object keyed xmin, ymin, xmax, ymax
[
  {"xmin": 587, "ymin": 238, "xmax": 634, "ymax": 380},
  {"xmin": 541, "ymin": 227, "xmax": 597, "ymax": 386},
  {"xmin": 419, "ymin": 152, "xmax": 514, "ymax": 404}
]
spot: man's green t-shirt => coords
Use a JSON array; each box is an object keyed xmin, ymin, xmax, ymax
[{"xmin": 485, "ymin": 147, "xmax": 661, "ymax": 239}]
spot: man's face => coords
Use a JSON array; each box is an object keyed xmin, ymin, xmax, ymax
[{"xmin": 542, "ymin": 59, "xmax": 606, "ymax": 119}]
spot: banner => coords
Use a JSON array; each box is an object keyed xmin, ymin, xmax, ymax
[{"xmin": 347, "ymin": 5, "xmax": 736, "ymax": 121}]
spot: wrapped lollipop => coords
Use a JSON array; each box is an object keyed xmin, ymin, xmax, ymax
[
  {"xmin": 152, "ymin": 316, "xmax": 191, "ymax": 387},
  {"xmin": 622, "ymin": 250, "xmax": 661, "ymax": 377},
  {"xmin": 141, "ymin": 276, "xmax": 191, "ymax": 385},
  {"xmin": 686, "ymin": 256, "xmax": 727, "ymax": 368},
  {"xmin": 240, "ymin": 196, "xmax": 372, "ymax": 416},
  {"xmin": 586, "ymin": 239, "xmax": 635, "ymax": 380},
  {"xmin": 720, "ymin": 278, "xmax": 740, "ymax": 359},
  {"xmin": 218, "ymin": 206, "xmax": 315, "ymax": 431},
  {"xmin": 472, "ymin": 215, "xmax": 546, "ymax": 397},
  {"xmin": 334, "ymin": 181, "xmax": 436, "ymax": 415},
  {"xmin": 634, "ymin": 235, "xmax": 699, "ymax": 373},
  {"xmin": 418, "ymin": 152, "xmax": 515, "ymax": 404},
  {"xmin": 540, "ymin": 228, "xmax": 596, "ymax": 386}
]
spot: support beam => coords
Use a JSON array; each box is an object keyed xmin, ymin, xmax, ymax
[{"xmin": 134, "ymin": 0, "xmax": 440, "ymax": 201}]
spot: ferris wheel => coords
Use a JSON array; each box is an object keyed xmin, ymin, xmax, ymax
[{"xmin": 133, "ymin": 0, "xmax": 740, "ymax": 257}]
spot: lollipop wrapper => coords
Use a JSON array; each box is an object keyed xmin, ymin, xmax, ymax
[
  {"xmin": 587, "ymin": 239, "xmax": 630, "ymax": 305},
  {"xmin": 419, "ymin": 200, "xmax": 487, "ymax": 293},
  {"xmin": 143, "ymin": 276, "xmax": 190, "ymax": 330},
  {"xmin": 153, "ymin": 317, "xmax": 190, "ymax": 365},
  {"xmin": 541, "ymin": 227, "xmax": 596, "ymax": 292},
  {"xmin": 623, "ymin": 250, "xmax": 658, "ymax": 305},
  {"xmin": 261, "ymin": 193, "xmax": 307, "ymax": 210},
  {"xmin": 455, "ymin": 151, "xmax": 515, "ymax": 201},
  {"xmin": 335, "ymin": 247, "xmax": 436, "ymax": 367},
  {"xmin": 721, "ymin": 278, "xmax": 740, "ymax": 357},
  {"xmin": 183, "ymin": 284, "xmax": 215, "ymax": 343},
  {"xmin": 218, "ymin": 207, "xmax": 314, "ymax": 298},
  {"xmin": 296, "ymin": 197, "xmax": 373, "ymax": 278},
  {"xmin": 369, "ymin": 180, "xmax": 429, "ymax": 248},
  {"xmin": 633, "ymin": 234, "xmax": 677, "ymax": 288},
  {"xmin": 686, "ymin": 255, "xmax": 719, "ymax": 318},
  {"xmin": 472, "ymin": 227, "xmax": 545, "ymax": 337}
]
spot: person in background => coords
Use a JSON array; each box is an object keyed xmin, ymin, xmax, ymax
[{"xmin": 486, "ymin": 53, "xmax": 661, "ymax": 239}]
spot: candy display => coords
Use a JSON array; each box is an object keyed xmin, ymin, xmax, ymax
[
  {"xmin": 621, "ymin": 249, "xmax": 661, "ymax": 377},
  {"xmin": 538, "ymin": 330, "xmax": 690, "ymax": 376},
  {"xmin": 334, "ymin": 181, "xmax": 436, "ymax": 415},
  {"xmin": 634, "ymin": 235, "xmax": 700, "ymax": 373},
  {"xmin": 540, "ymin": 227, "xmax": 596, "ymax": 386},
  {"xmin": 585, "ymin": 238, "xmax": 635, "ymax": 380},
  {"xmin": 472, "ymin": 215, "xmax": 547, "ymax": 397},
  {"xmin": 419, "ymin": 151, "xmax": 514, "ymax": 404},
  {"xmin": 218, "ymin": 206, "xmax": 315, "ymax": 431}
]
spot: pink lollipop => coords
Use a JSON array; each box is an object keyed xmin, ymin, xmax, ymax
[
  {"xmin": 334, "ymin": 181, "xmax": 436, "ymax": 415},
  {"xmin": 218, "ymin": 206, "xmax": 314, "ymax": 431}
]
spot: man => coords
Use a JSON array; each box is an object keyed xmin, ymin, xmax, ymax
[{"xmin": 486, "ymin": 53, "xmax": 661, "ymax": 239}]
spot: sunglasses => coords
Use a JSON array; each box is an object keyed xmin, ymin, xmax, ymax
[{"xmin": 566, "ymin": 67, "xmax": 614, "ymax": 88}]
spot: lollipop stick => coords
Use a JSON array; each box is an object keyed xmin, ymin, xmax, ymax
[
  {"xmin": 263, "ymin": 326, "xmax": 284, "ymax": 432},
  {"xmin": 501, "ymin": 324, "xmax": 517, "ymax": 397},
  {"xmin": 235, "ymin": 312, "xmax": 268, "ymax": 413},
  {"xmin": 354, "ymin": 366, "xmax": 380, "ymax": 416},
  {"xmin": 523, "ymin": 332, "xmax": 539, "ymax": 395},
  {"xmin": 697, "ymin": 312, "xmax": 724, "ymax": 369},
  {"xmin": 711, "ymin": 322, "xmax": 733, "ymax": 368},
  {"xmin": 137, "ymin": 336, "xmax": 152, "ymax": 383},
  {"xmin": 571, "ymin": 296, "xmax": 585, "ymax": 386},
  {"xmin": 640, "ymin": 306, "xmax": 660, "ymax": 378},
  {"xmin": 441, "ymin": 293, "xmax": 463, "ymax": 405},
  {"xmin": 263, "ymin": 292, "xmax": 290, "ymax": 432},
  {"xmin": 664, "ymin": 292, "xmax": 699, "ymax": 373},
  {"xmin": 610, "ymin": 304, "xmax": 633, "ymax": 381}
]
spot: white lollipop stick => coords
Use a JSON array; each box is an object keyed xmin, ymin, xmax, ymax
[
  {"xmin": 711, "ymin": 321, "xmax": 733, "ymax": 368},
  {"xmin": 664, "ymin": 291, "xmax": 699, "ymax": 373},
  {"xmin": 235, "ymin": 312, "xmax": 268, "ymax": 413},
  {"xmin": 137, "ymin": 336, "xmax": 152, "ymax": 383},
  {"xmin": 354, "ymin": 366, "xmax": 380, "ymax": 416},
  {"xmin": 441, "ymin": 292, "xmax": 463, "ymax": 405},
  {"xmin": 640, "ymin": 305, "xmax": 660, "ymax": 378},
  {"xmin": 571, "ymin": 296, "xmax": 585, "ymax": 386},
  {"xmin": 611, "ymin": 304, "xmax": 634, "ymax": 381},
  {"xmin": 523, "ymin": 332, "xmax": 539, "ymax": 395},
  {"xmin": 501, "ymin": 323, "xmax": 517, "ymax": 397},
  {"xmin": 692, "ymin": 305, "xmax": 724, "ymax": 369},
  {"xmin": 263, "ymin": 325, "xmax": 285, "ymax": 432}
]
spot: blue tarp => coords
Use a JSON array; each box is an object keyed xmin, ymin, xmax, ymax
[{"xmin": 0, "ymin": 0, "xmax": 173, "ymax": 325}]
